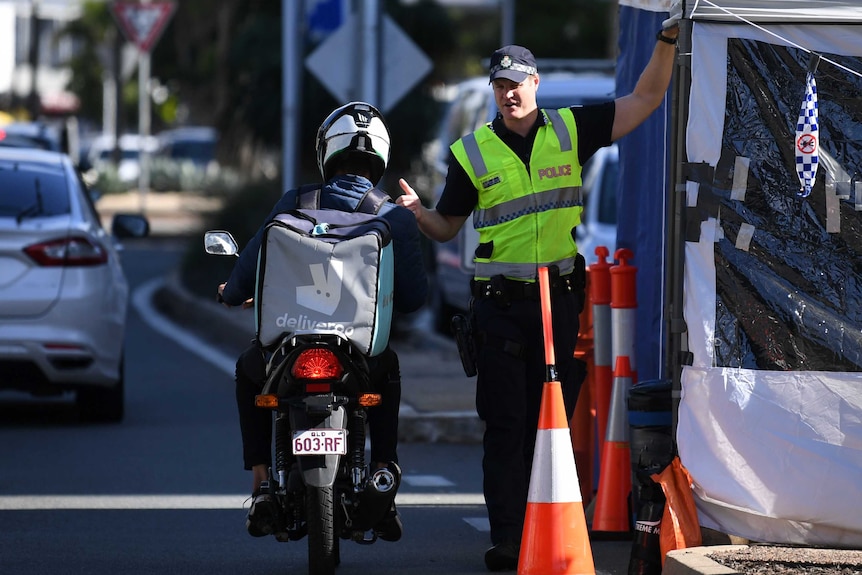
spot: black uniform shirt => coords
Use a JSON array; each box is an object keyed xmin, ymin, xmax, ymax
[{"xmin": 436, "ymin": 101, "xmax": 615, "ymax": 216}]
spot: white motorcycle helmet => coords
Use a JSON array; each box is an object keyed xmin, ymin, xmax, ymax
[{"xmin": 315, "ymin": 101, "xmax": 391, "ymax": 185}]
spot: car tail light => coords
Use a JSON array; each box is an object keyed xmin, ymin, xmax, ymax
[
  {"xmin": 23, "ymin": 237, "xmax": 108, "ymax": 266},
  {"xmin": 291, "ymin": 348, "xmax": 343, "ymax": 381}
]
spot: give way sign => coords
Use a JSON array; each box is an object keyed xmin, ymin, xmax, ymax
[{"xmin": 111, "ymin": 1, "xmax": 177, "ymax": 52}]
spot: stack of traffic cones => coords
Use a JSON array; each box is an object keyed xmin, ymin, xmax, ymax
[{"xmin": 518, "ymin": 267, "xmax": 596, "ymax": 575}]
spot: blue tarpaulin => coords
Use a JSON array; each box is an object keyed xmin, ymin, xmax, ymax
[{"xmin": 615, "ymin": 3, "xmax": 673, "ymax": 383}]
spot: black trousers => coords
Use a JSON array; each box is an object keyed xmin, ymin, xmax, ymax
[
  {"xmin": 235, "ymin": 344, "xmax": 402, "ymax": 471},
  {"xmin": 473, "ymin": 289, "xmax": 586, "ymax": 546}
]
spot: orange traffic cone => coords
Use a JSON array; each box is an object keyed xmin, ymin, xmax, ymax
[
  {"xmin": 519, "ymin": 380, "xmax": 596, "ymax": 575},
  {"xmin": 518, "ymin": 267, "xmax": 596, "ymax": 575},
  {"xmin": 590, "ymin": 355, "xmax": 634, "ymax": 535}
]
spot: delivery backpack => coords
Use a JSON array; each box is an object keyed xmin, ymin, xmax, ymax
[{"xmin": 254, "ymin": 184, "xmax": 394, "ymax": 356}]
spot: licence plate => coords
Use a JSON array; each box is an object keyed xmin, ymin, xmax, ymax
[{"xmin": 292, "ymin": 428, "xmax": 347, "ymax": 456}]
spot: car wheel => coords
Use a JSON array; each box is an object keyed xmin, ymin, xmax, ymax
[{"xmin": 77, "ymin": 358, "xmax": 125, "ymax": 423}]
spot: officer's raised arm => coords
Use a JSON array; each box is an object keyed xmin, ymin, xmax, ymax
[{"xmin": 611, "ymin": 0, "xmax": 680, "ymax": 141}]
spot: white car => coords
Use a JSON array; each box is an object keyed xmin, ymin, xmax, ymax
[
  {"xmin": 0, "ymin": 147, "xmax": 149, "ymax": 421},
  {"xmin": 155, "ymin": 126, "xmax": 218, "ymax": 169},
  {"xmin": 87, "ymin": 133, "xmax": 159, "ymax": 183},
  {"xmin": 423, "ymin": 67, "xmax": 618, "ymax": 332},
  {"xmin": 576, "ymin": 143, "xmax": 618, "ymax": 266}
]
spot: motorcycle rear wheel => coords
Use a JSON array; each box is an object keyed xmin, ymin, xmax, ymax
[{"xmin": 306, "ymin": 485, "xmax": 340, "ymax": 575}]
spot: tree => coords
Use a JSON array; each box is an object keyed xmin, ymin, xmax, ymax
[
  {"xmin": 57, "ymin": 2, "xmax": 115, "ymax": 125},
  {"xmin": 59, "ymin": 0, "xmax": 613, "ymax": 182}
]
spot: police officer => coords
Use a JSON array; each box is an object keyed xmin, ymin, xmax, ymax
[{"xmin": 397, "ymin": 8, "xmax": 681, "ymax": 571}]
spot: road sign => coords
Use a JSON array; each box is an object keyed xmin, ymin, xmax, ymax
[
  {"xmin": 305, "ymin": 14, "xmax": 432, "ymax": 113},
  {"xmin": 307, "ymin": 0, "xmax": 348, "ymax": 41},
  {"xmin": 110, "ymin": 1, "xmax": 176, "ymax": 52}
]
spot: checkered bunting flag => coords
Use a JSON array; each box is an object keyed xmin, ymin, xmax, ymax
[{"xmin": 795, "ymin": 71, "xmax": 819, "ymax": 198}]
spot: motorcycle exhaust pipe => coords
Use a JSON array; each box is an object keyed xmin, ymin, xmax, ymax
[
  {"xmin": 370, "ymin": 466, "xmax": 398, "ymax": 494},
  {"xmin": 349, "ymin": 463, "xmax": 401, "ymax": 537}
]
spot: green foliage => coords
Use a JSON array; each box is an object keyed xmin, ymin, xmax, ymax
[
  {"xmin": 124, "ymin": 0, "xmax": 617, "ymax": 301},
  {"xmin": 516, "ymin": 0, "xmax": 617, "ymax": 59},
  {"xmin": 57, "ymin": 1, "xmax": 114, "ymax": 123},
  {"xmin": 227, "ymin": 7, "xmax": 283, "ymax": 147},
  {"xmin": 58, "ymin": 0, "xmax": 616, "ymax": 227},
  {"xmin": 87, "ymin": 159, "xmax": 244, "ymax": 196},
  {"xmin": 179, "ymin": 178, "xmax": 284, "ymax": 298}
]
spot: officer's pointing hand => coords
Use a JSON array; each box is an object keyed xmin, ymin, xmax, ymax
[{"xmin": 396, "ymin": 178, "xmax": 424, "ymax": 222}]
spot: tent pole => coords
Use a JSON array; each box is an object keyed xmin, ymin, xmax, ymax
[{"xmin": 667, "ymin": 15, "xmax": 694, "ymax": 454}]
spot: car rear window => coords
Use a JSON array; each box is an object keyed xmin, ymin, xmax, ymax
[
  {"xmin": 0, "ymin": 134, "xmax": 55, "ymax": 150},
  {"xmin": 165, "ymin": 140, "xmax": 215, "ymax": 163},
  {"xmin": 98, "ymin": 148, "xmax": 140, "ymax": 160},
  {"xmin": 0, "ymin": 162, "xmax": 71, "ymax": 217}
]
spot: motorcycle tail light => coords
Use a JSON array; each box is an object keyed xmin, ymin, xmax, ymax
[
  {"xmin": 291, "ymin": 348, "xmax": 343, "ymax": 380},
  {"xmin": 255, "ymin": 394, "xmax": 278, "ymax": 408}
]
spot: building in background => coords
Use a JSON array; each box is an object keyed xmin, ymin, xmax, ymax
[{"xmin": 0, "ymin": 0, "xmax": 84, "ymax": 119}]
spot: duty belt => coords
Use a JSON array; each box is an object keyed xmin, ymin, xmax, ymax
[{"xmin": 470, "ymin": 264, "xmax": 585, "ymax": 302}]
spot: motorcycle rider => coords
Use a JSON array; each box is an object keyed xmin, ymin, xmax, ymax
[{"xmin": 217, "ymin": 101, "xmax": 428, "ymax": 541}]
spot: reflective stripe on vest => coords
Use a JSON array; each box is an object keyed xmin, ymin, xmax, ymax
[
  {"xmin": 451, "ymin": 108, "xmax": 584, "ymax": 281},
  {"xmin": 478, "ymin": 256, "xmax": 578, "ymax": 280},
  {"xmin": 474, "ymin": 187, "xmax": 582, "ymax": 229}
]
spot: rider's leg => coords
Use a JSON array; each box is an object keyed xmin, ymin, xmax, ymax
[
  {"xmin": 367, "ymin": 346, "xmax": 400, "ymax": 466},
  {"xmin": 235, "ymin": 344, "xmax": 273, "ymax": 491},
  {"xmin": 366, "ymin": 346, "xmax": 403, "ymax": 541},
  {"xmin": 235, "ymin": 344, "xmax": 281, "ymax": 537}
]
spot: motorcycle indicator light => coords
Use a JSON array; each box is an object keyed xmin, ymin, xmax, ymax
[
  {"xmin": 255, "ymin": 394, "xmax": 279, "ymax": 408},
  {"xmin": 291, "ymin": 348, "xmax": 344, "ymax": 380},
  {"xmin": 359, "ymin": 393, "xmax": 382, "ymax": 407}
]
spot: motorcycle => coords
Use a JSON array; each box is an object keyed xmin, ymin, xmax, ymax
[{"xmin": 205, "ymin": 230, "xmax": 401, "ymax": 575}]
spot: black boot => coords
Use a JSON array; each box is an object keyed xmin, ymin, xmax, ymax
[{"xmin": 484, "ymin": 542, "xmax": 520, "ymax": 571}]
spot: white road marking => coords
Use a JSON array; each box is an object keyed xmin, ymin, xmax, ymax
[
  {"xmin": 127, "ymin": 281, "xmax": 489, "ymax": 526},
  {"xmin": 0, "ymin": 493, "xmax": 485, "ymax": 510},
  {"xmin": 463, "ymin": 517, "xmax": 490, "ymax": 531},
  {"xmin": 402, "ymin": 474, "xmax": 455, "ymax": 487},
  {"xmin": 132, "ymin": 277, "xmax": 236, "ymax": 376}
]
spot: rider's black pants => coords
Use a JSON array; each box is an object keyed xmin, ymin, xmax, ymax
[{"xmin": 235, "ymin": 344, "xmax": 402, "ymax": 471}]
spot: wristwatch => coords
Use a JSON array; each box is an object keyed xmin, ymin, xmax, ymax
[{"xmin": 656, "ymin": 31, "xmax": 678, "ymax": 45}]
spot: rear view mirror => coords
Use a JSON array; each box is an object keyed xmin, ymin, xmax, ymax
[
  {"xmin": 204, "ymin": 230, "xmax": 238, "ymax": 256},
  {"xmin": 111, "ymin": 213, "xmax": 150, "ymax": 238}
]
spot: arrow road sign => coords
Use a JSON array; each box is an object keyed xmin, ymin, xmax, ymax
[{"xmin": 111, "ymin": 1, "xmax": 177, "ymax": 52}]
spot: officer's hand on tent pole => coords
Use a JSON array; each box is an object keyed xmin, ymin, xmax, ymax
[{"xmin": 663, "ymin": 0, "xmax": 683, "ymax": 30}]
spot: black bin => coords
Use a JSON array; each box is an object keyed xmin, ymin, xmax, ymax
[{"xmin": 626, "ymin": 379, "xmax": 674, "ymax": 575}]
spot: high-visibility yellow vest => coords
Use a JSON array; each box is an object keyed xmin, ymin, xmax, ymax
[{"xmin": 451, "ymin": 108, "xmax": 584, "ymax": 281}]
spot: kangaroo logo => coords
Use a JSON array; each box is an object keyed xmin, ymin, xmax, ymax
[{"xmin": 296, "ymin": 260, "xmax": 343, "ymax": 315}]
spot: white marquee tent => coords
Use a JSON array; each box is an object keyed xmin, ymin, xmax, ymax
[{"xmin": 617, "ymin": 0, "xmax": 862, "ymax": 547}]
